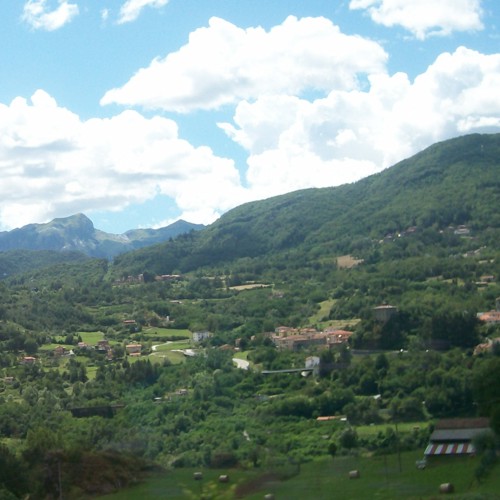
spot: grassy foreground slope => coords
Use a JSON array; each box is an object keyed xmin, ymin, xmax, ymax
[{"xmin": 101, "ymin": 451, "xmax": 500, "ymax": 499}]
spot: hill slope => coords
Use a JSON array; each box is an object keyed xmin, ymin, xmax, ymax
[{"xmin": 113, "ymin": 133, "xmax": 500, "ymax": 275}]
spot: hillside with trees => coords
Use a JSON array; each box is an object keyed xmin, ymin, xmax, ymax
[
  {"xmin": 113, "ymin": 133, "xmax": 500, "ymax": 275},
  {"xmin": 0, "ymin": 133, "xmax": 500, "ymax": 498}
]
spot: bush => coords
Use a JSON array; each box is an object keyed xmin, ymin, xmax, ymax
[
  {"xmin": 338, "ymin": 428, "xmax": 358, "ymax": 449},
  {"xmin": 210, "ymin": 450, "xmax": 238, "ymax": 468}
]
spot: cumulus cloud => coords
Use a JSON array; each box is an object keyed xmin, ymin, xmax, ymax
[
  {"xmin": 117, "ymin": 0, "xmax": 169, "ymax": 24},
  {"xmin": 22, "ymin": 0, "xmax": 79, "ymax": 31},
  {"xmin": 0, "ymin": 90, "xmax": 246, "ymax": 230},
  {"xmin": 101, "ymin": 15, "xmax": 388, "ymax": 112},
  {"xmin": 220, "ymin": 47, "xmax": 500, "ymax": 196},
  {"xmin": 349, "ymin": 0, "xmax": 484, "ymax": 39},
  {"xmin": 6, "ymin": 16, "xmax": 500, "ymax": 230}
]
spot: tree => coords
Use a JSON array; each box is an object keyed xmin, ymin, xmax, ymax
[
  {"xmin": 473, "ymin": 357, "xmax": 500, "ymax": 416},
  {"xmin": 338, "ymin": 428, "xmax": 358, "ymax": 449},
  {"xmin": 430, "ymin": 310, "xmax": 480, "ymax": 348},
  {"xmin": 23, "ymin": 427, "xmax": 63, "ymax": 466},
  {"xmin": 375, "ymin": 353, "xmax": 389, "ymax": 373},
  {"xmin": 327, "ymin": 441, "xmax": 337, "ymax": 461},
  {"xmin": 472, "ymin": 431, "xmax": 498, "ymax": 483},
  {"xmin": 0, "ymin": 444, "xmax": 28, "ymax": 498},
  {"xmin": 24, "ymin": 337, "xmax": 38, "ymax": 355}
]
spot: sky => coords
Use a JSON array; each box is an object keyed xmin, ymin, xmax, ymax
[{"xmin": 1, "ymin": 0, "xmax": 499, "ymax": 233}]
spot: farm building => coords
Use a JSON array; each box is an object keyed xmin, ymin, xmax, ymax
[{"xmin": 424, "ymin": 418, "xmax": 491, "ymax": 457}]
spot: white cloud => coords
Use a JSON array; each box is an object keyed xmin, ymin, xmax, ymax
[
  {"xmin": 101, "ymin": 9, "xmax": 109, "ymax": 23},
  {"xmin": 220, "ymin": 47, "xmax": 500, "ymax": 196},
  {"xmin": 349, "ymin": 0, "xmax": 484, "ymax": 39},
  {"xmin": 22, "ymin": 0, "xmax": 79, "ymax": 31},
  {"xmin": 4, "ymin": 16, "xmax": 500, "ymax": 231},
  {"xmin": 117, "ymin": 0, "xmax": 169, "ymax": 24},
  {"xmin": 0, "ymin": 90, "xmax": 246, "ymax": 229},
  {"xmin": 101, "ymin": 15, "xmax": 388, "ymax": 112}
]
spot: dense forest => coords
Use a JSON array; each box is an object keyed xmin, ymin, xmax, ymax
[{"xmin": 0, "ymin": 133, "xmax": 500, "ymax": 498}]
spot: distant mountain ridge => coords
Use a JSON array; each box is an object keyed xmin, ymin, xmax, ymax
[{"xmin": 0, "ymin": 213, "xmax": 204, "ymax": 259}]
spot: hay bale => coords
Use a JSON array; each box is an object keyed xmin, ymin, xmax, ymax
[
  {"xmin": 264, "ymin": 494, "xmax": 275, "ymax": 500},
  {"xmin": 193, "ymin": 472, "xmax": 203, "ymax": 481},
  {"xmin": 349, "ymin": 470, "xmax": 360, "ymax": 479},
  {"xmin": 218, "ymin": 474, "xmax": 229, "ymax": 483},
  {"xmin": 439, "ymin": 483, "xmax": 454, "ymax": 494}
]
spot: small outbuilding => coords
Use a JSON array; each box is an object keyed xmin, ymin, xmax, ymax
[
  {"xmin": 424, "ymin": 418, "xmax": 491, "ymax": 457},
  {"xmin": 126, "ymin": 343, "xmax": 142, "ymax": 355}
]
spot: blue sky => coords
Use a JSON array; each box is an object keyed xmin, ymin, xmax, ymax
[{"xmin": 0, "ymin": 0, "xmax": 499, "ymax": 233}]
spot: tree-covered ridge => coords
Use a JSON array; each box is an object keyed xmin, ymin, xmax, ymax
[
  {"xmin": 0, "ymin": 249, "xmax": 88, "ymax": 279},
  {"xmin": 113, "ymin": 133, "xmax": 500, "ymax": 277}
]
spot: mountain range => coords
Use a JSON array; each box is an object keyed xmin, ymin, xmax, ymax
[
  {"xmin": 0, "ymin": 214, "xmax": 204, "ymax": 259},
  {"xmin": 1, "ymin": 132, "xmax": 499, "ymax": 278}
]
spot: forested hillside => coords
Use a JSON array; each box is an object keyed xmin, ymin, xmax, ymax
[
  {"xmin": 0, "ymin": 133, "xmax": 500, "ymax": 499},
  {"xmin": 113, "ymin": 133, "xmax": 500, "ymax": 276},
  {"xmin": 0, "ymin": 249, "xmax": 88, "ymax": 278}
]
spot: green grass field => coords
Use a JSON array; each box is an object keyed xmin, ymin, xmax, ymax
[
  {"xmin": 309, "ymin": 300, "xmax": 360, "ymax": 330},
  {"xmin": 142, "ymin": 327, "xmax": 192, "ymax": 339},
  {"xmin": 85, "ymin": 364, "xmax": 98, "ymax": 380},
  {"xmin": 98, "ymin": 451, "xmax": 500, "ymax": 500},
  {"xmin": 229, "ymin": 283, "xmax": 271, "ymax": 291},
  {"xmin": 148, "ymin": 339, "xmax": 194, "ymax": 364},
  {"xmin": 309, "ymin": 299, "xmax": 336, "ymax": 323},
  {"xmin": 356, "ymin": 421, "xmax": 429, "ymax": 438},
  {"xmin": 78, "ymin": 331, "xmax": 105, "ymax": 344},
  {"xmin": 149, "ymin": 351, "xmax": 187, "ymax": 364},
  {"xmin": 38, "ymin": 342, "xmax": 74, "ymax": 351},
  {"xmin": 43, "ymin": 332, "xmax": 105, "ymax": 347},
  {"xmin": 233, "ymin": 351, "xmax": 249, "ymax": 360},
  {"xmin": 243, "ymin": 452, "xmax": 500, "ymax": 500}
]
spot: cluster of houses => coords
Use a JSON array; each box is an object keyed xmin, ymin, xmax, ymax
[
  {"xmin": 265, "ymin": 305, "xmax": 398, "ymax": 352},
  {"xmin": 82, "ymin": 339, "xmax": 144, "ymax": 358},
  {"xmin": 114, "ymin": 274, "xmax": 182, "ymax": 285},
  {"xmin": 380, "ymin": 226, "xmax": 418, "ymax": 243},
  {"xmin": 474, "ymin": 337, "xmax": 500, "ymax": 355},
  {"xmin": 477, "ymin": 296, "xmax": 500, "ymax": 324},
  {"xmin": 18, "ymin": 338, "xmax": 144, "ymax": 365},
  {"xmin": 476, "ymin": 275, "xmax": 496, "ymax": 287},
  {"xmin": 20, "ymin": 356, "xmax": 37, "ymax": 365},
  {"xmin": 475, "ymin": 296, "xmax": 500, "ymax": 354},
  {"xmin": 453, "ymin": 225, "xmax": 471, "ymax": 236},
  {"xmin": 379, "ymin": 225, "xmax": 474, "ymax": 249},
  {"xmin": 269, "ymin": 326, "xmax": 354, "ymax": 351}
]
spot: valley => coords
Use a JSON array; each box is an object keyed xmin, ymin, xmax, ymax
[{"xmin": 0, "ymin": 134, "xmax": 500, "ymax": 499}]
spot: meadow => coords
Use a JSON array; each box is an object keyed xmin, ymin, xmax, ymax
[
  {"xmin": 142, "ymin": 327, "xmax": 192, "ymax": 340},
  {"xmin": 100, "ymin": 451, "xmax": 500, "ymax": 500}
]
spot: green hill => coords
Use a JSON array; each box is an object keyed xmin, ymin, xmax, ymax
[
  {"xmin": 113, "ymin": 133, "xmax": 500, "ymax": 276},
  {"xmin": 0, "ymin": 249, "xmax": 88, "ymax": 279}
]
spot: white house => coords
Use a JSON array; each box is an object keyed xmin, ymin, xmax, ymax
[{"xmin": 192, "ymin": 331, "xmax": 212, "ymax": 343}]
